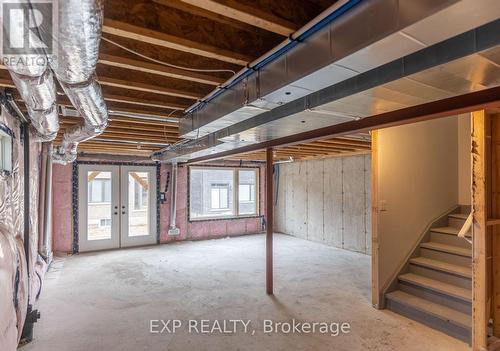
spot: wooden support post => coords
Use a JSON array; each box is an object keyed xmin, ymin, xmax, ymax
[
  {"xmin": 371, "ymin": 130, "xmax": 381, "ymax": 309},
  {"xmin": 266, "ymin": 148, "xmax": 274, "ymax": 295},
  {"xmin": 472, "ymin": 110, "xmax": 491, "ymax": 351},
  {"xmin": 491, "ymin": 114, "xmax": 500, "ymax": 340}
]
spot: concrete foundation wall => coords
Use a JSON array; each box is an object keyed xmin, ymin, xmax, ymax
[{"xmin": 275, "ymin": 154, "xmax": 371, "ymax": 255}]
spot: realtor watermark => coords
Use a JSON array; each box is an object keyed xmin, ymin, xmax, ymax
[
  {"xmin": 0, "ymin": 0, "xmax": 57, "ymax": 67},
  {"xmin": 150, "ymin": 319, "xmax": 352, "ymax": 337}
]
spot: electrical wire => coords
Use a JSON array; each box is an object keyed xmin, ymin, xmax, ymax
[
  {"xmin": 163, "ymin": 109, "xmax": 182, "ymax": 139},
  {"xmin": 101, "ymin": 36, "xmax": 237, "ymax": 75}
]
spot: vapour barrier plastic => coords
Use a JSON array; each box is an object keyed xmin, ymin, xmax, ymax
[
  {"xmin": 0, "ymin": 107, "xmax": 27, "ymax": 349},
  {"xmin": 0, "ymin": 107, "xmax": 41, "ymax": 350}
]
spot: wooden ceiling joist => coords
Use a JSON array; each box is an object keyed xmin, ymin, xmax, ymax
[
  {"xmin": 3, "ymin": 1, "xmax": 337, "ymax": 156},
  {"xmin": 102, "ymin": 19, "xmax": 251, "ymax": 65},
  {"xmin": 98, "ymin": 76, "xmax": 201, "ymax": 100},
  {"xmin": 103, "ymin": 94, "xmax": 186, "ymax": 111},
  {"xmin": 99, "ymin": 54, "xmax": 224, "ymax": 86},
  {"xmin": 177, "ymin": 0, "xmax": 298, "ymax": 36},
  {"xmin": 154, "ymin": 0, "xmax": 271, "ymax": 35}
]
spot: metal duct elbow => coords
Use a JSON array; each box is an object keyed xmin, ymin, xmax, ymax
[
  {"xmin": 3, "ymin": 63, "xmax": 59, "ymax": 141},
  {"xmin": 51, "ymin": 0, "xmax": 108, "ymax": 163},
  {"xmin": 9, "ymin": 70, "xmax": 59, "ymax": 141},
  {"xmin": 52, "ymin": 77, "xmax": 107, "ymax": 164}
]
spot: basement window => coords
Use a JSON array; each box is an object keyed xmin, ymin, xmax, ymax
[
  {"xmin": 0, "ymin": 128, "xmax": 13, "ymax": 175},
  {"xmin": 189, "ymin": 167, "xmax": 259, "ymax": 220}
]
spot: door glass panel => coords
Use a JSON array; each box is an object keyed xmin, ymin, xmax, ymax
[
  {"xmin": 128, "ymin": 171, "xmax": 149, "ymax": 237},
  {"xmin": 87, "ymin": 171, "xmax": 112, "ymax": 240},
  {"xmin": 238, "ymin": 170, "xmax": 257, "ymax": 215}
]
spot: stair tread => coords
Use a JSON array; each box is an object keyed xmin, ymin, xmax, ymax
[
  {"xmin": 398, "ymin": 273, "xmax": 471, "ymax": 302},
  {"xmin": 449, "ymin": 213, "xmax": 469, "ymax": 220},
  {"xmin": 420, "ymin": 242, "xmax": 472, "ymax": 257},
  {"xmin": 386, "ymin": 290, "xmax": 471, "ymax": 328},
  {"xmin": 409, "ymin": 257, "xmax": 471, "ymax": 278},
  {"xmin": 432, "ymin": 226, "xmax": 471, "ymax": 238}
]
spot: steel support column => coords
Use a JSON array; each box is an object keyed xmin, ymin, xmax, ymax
[{"xmin": 266, "ymin": 148, "xmax": 273, "ymax": 295}]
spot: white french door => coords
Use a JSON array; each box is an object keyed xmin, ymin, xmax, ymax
[{"xmin": 78, "ymin": 164, "xmax": 157, "ymax": 252}]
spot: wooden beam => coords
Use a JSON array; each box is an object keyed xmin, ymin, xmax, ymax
[
  {"xmin": 87, "ymin": 171, "xmax": 101, "ymax": 182},
  {"xmin": 0, "ymin": 77, "xmax": 14, "ymax": 88},
  {"xmin": 59, "ymin": 117, "xmax": 179, "ymax": 130},
  {"xmin": 102, "ymin": 19, "xmax": 251, "ymax": 65},
  {"xmin": 491, "ymin": 113, "xmax": 500, "ymax": 342},
  {"xmin": 153, "ymin": 0, "xmax": 268, "ymax": 34},
  {"xmin": 266, "ymin": 147, "xmax": 273, "ymax": 295},
  {"xmin": 129, "ymin": 172, "xmax": 149, "ymax": 190},
  {"xmin": 371, "ymin": 130, "xmax": 381, "ymax": 309},
  {"xmin": 98, "ymin": 76, "xmax": 201, "ymax": 100},
  {"xmin": 472, "ymin": 110, "xmax": 490, "ymax": 351},
  {"xmin": 178, "ymin": 0, "xmax": 298, "ymax": 36},
  {"xmin": 103, "ymin": 94, "xmax": 187, "ymax": 111},
  {"xmin": 99, "ymin": 54, "xmax": 224, "ymax": 86}
]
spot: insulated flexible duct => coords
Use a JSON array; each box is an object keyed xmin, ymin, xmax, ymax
[
  {"xmin": 2, "ymin": 43, "xmax": 59, "ymax": 141},
  {"xmin": 2, "ymin": 0, "xmax": 107, "ymax": 162},
  {"xmin": 52, "ymin": 0, "xmax": 108, "ymax": 164}
]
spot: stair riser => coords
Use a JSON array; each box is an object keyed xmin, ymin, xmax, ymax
[
  {"xmin": 448, "ymin": 217, "xmax": 466, "ymax": 229},
  {"xmin": 398, "ymin": 281, "xmax": 471, "ymax": 314},
  {"xmin": 386, "ymin": 298, "xmax": 471, "ymax": 344},
  {"xmin": 420, "ymin": 247, "xmax": 472, "ymax": 267},
  {"xmin": 408, "ymin": 264, "xmax": 471, "ymax": 289},
  {"xmin": 430, "ymin": 231, "xmax": 471, "ymax": 249}
]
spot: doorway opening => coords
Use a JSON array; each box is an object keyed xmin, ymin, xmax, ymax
[{"xmin": 77, "ymin": 164, "xmax": 157, "ymax": 252}]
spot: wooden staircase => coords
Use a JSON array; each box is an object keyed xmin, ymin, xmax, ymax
[{"xmin": 385, "ymin": 211, "xmax": 472, "ymax": 343}]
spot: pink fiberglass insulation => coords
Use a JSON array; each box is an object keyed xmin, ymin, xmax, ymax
[{"xmin": 0, "ymin": 107, "xmax": 42, "ymax": 350}]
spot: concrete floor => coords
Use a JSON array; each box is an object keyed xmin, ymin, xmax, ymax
[{"xmin": 23, "ymin": 234, "xmax": 469, "ymax": 351}]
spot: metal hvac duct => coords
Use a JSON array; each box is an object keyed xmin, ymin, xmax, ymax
[
  {"xmin": 52, "ymin": 0, "xmax": 108, "ymax": 164},
  {"xmin": 1, "ymin": 0, "xmax": 107, "ymax": 162},
  {"xmin": 156, "ymin": 0, "xmax": 500, "ymax": 162},
  {"xmin": 1, "ymin": 24, "xmax": 59, "ymax": 141}
]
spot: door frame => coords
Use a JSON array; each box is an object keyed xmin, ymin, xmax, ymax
[{"xmin": 72, "ymin": 161, "xmax": 160, "ymax": 253}]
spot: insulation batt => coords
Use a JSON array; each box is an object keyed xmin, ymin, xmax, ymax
[{"xmin": 0, "ymin": 109, "xmax": 29, "ymax": 350}]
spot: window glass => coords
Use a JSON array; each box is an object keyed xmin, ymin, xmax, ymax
[
  {"xmin": 190, "ymin": 168, "xmax": 234, "ymax": 219},
  {"xmin": 128, "ymin": 171, "xmax": 149, "ymax": 236},
  {"xmin": 189, "ymin": 167, "xmax": 258, "ymax": 219},
  {"xmin": 238, "ymin": 170, "xmax": 257, "ymax": 215},
  {"xmin": 0, "ymin": 129, "xmax": 12, "ymax": 174},
  {"xmin": 88, "ymin": 172, "xmax": 112, "ymax": 204},
  {"xmin": 87, "ymin": 171, "xmax": 112, "ymax": 240}
]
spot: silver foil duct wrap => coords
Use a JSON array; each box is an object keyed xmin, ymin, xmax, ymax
[
  {"xmin": 51, "ymin": 0, "xmax": 108, "ymax": 164},
  {"xmin": 52, "ymin": 77, "xmax": 108, "ymax": 164},
  {"xmin": 51, "ymin": 0, "xmax": 103, "ymax": 84},
  {"xmin": 3, "ymin": 68, "xmax": 58, "ymax": 142}
]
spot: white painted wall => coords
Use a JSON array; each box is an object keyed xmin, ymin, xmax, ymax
[
  {"xmin": 458, "ymin": 114, "xmax": 471, "ymax": 205},
  {"xmin": 275, "ymin": 154, "xmax": 371, "ymax": 255},
  {"xmin": 376, "ymin": 115, "xmax": 459, "ymax": 293}
]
